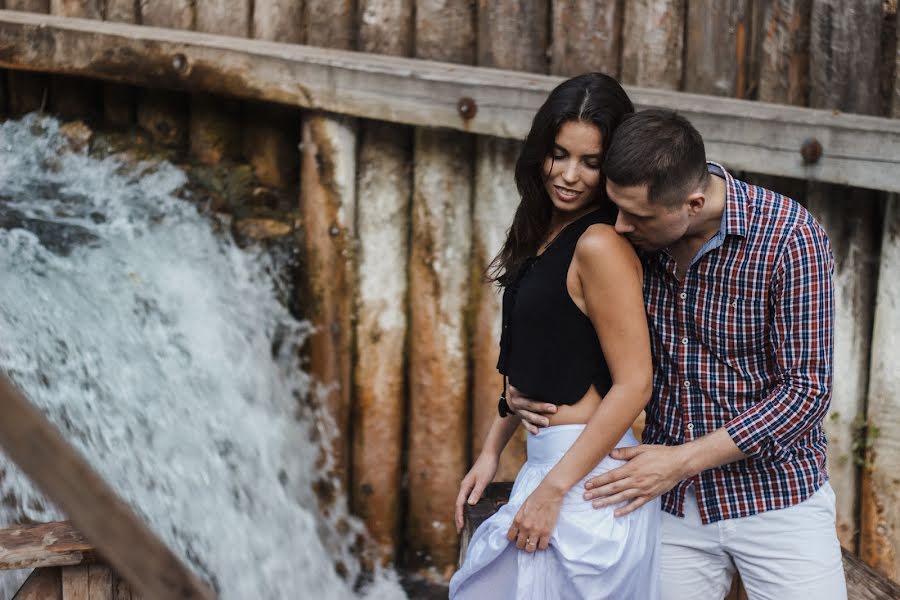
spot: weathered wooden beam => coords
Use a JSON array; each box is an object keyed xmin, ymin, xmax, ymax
[
  {"xmin": 13, "ymin": 567, "xmax": 62, "ymax": 600},
  {"xmin": 0, "ymin": 522, "xmax": 96, "ymax": 570},
  {"xmin": 1, "ymin": 10, "xmax": 899, "ymax": 192},
  {"xmin": 0, "ymin": 372, "xmax": 215, "ymax": 600},
  {"xmin": 351, "ymin": 0, "xmax": 413, "ymax": 567},
  {"xmin": 405, "ymin": 0, "xmax": 475, "ymax": 573}
]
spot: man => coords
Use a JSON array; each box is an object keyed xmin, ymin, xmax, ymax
[{"xmin": 507, "ymin": 109, "xmax": 846, "ymax": 599}]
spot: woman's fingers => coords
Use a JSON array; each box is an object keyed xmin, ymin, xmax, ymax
[
  {"xmin": 467, "ymin": 480, "xmax": 486, "ymax": 505},
  {"xmin": 455, "ymin": 477, "xmax": 474, "ymax": 531}
]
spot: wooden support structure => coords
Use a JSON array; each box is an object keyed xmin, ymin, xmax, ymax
[
  {"xmin": 134, "ymin": 3, "xmax": 189, "ymax": 146},
  {"xmin": 243, "ymin": 0, "xmax": 301, "ymax": 189},
  {"xmin": 101, "ymin": 0, "xmax": 136, "ymax": 127},
  {"xmin": 620, "ymin": 0, "xmax": 684, "ymax": 90},
  {"xmin": 862, "ymin": 6, "xmax": 900, "ymax": 580},
  {"xmin": 351, "ymin": 0, "xmax": 413, "ymax": 566},
  {"xmin": 550, "ymin": 0, "xmax": 621, "ymax": 77},
  {"xmin": 299, "ymin": 0, "xmax": 357, "ymax": 510},
  {"xmin": 3, "ymin": 0, "xmax": 49, "ymax": 116},
  {"xmin": 0, "ymin": 373, "xmax": 215, "ymax": 600},
  {"xmin": 807, "ymin": 0, "xmax": 885, "ymax": 554},
  {"xmin": 0, "ymin": 522, "xmax": 144, "ymax": 599},
  {"xmin": 405, "ymin": 0, "xmax": 475, "ymax": 573},
  {"xmin": 1, "ymin": 11, "xmax": 899, "ymax": 192},
  {"xmin": 190, "ymin": 0, "xmax": 246, "ymax": 164}
]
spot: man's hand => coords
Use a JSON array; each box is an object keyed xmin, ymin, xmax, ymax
[
  {"xmin": 582, "ymin": 444, "xmax": 690, "ymax": 517},
  {"xmin": 506, "ymin": 385, "xmax": 557, "ymax": 434}
]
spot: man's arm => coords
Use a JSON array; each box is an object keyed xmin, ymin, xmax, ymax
[{"xmin": 585, "ymin": 219, "xmax": 835, "ymax": 515}]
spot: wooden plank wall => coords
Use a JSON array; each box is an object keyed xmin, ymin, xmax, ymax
[{"xmin": 1, "ymin": 0, "xmax": 899, "ymax": 585}]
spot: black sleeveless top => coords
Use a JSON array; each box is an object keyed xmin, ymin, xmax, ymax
[{"xmin": 497, "ymin": 208, "xmax": 616, "ymax": 406}]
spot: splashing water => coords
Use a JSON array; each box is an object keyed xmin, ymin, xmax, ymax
[{"xmin": 0, "ymin": 115, "xmax": 406, "ymax": 599}]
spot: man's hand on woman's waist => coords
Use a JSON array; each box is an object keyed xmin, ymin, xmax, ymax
[{"xmin": 506, "ymin": 384, "xmax": 557, "ymax": 434}]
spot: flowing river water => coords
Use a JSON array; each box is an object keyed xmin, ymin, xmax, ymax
[{"xmin": 0, "ymin": 114, "xmax": 407, "ymax": 599}]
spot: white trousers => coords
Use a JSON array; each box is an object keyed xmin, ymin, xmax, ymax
[{"xmin": 660, "ymin": 482, "xmax": 847, "ymax": 600}]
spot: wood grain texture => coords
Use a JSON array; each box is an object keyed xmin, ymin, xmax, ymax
[
  {"xmin": 756, "ymin": 0, "xmax": 812, "ymax": 105},
  {"xmin": 406, "ymin": 0, "xmax": 476, "ymax": 573},
  {"xmin": 477, "ymin": 0, "xmax": 548, "ymax": 73},
  {"xmin": 0, "ymin": 373, "xmax": 215, "ymax": 600},
  {"xmin": 1, "ymin": 12, "xmax": 900, "ymax": 191},
  {"xmin": 407, "ymin": 127, "xmax": 474, "ymax": 572},
  {"xmin": 244, "ymin": 0, "xmax": 302, "ymax": 188},
  {"xmin": 807, "ymin": 0, "xmax": 884, "ymax": 563},
  {"xmin": 251, "ymin": 0, "xmax": 301, "ymax": 43},
  {"xmin": 298, "ymin": 0, "xmax": 358, "ymax": 508},
  {"xmin": 351, "ymin": 0, "xmax": 414, "ymax": 567},
  {"xmin": 12, "ymin": 567, "xmax": 62, "ymax": 600},
  {"xmin": 550, "ymin": 0, "xmax": 621, "ymax": 77},
  {"xmin": 684, "ymin": 0, "xmax": 752, "ymax": 97},
  {"xmin": 621, "ymin": 0, "xmax": 684, "ymax": 89},
  {"xmin": 0, "ymin": 522, "xmax": 96, "ymax": 569}
]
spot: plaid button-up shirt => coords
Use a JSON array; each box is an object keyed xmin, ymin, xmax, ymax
[{"xmin": 642, "ymin": 163, "xmax": 834, "ymax": 523}]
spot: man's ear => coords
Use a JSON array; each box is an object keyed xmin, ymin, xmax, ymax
[{"xmin": 686, "ymin": 191, "xmax": 705, "ymax": 215}]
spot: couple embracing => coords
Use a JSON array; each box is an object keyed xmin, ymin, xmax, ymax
[{"xmin": 449, "ymin": 73, "xmax": 847, "ymax": 600}]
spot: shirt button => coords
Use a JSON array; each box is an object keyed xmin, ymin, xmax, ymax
[
  {"xmin": 680, "ymin": 292, "xmax": 687, "ymax": 299},
  {"xmin": 684, "ymin": 380, "xmax": 691, "ymax": 388},
  {"xmin": 681, "ymin": 337, "xmax": 688, "ymax": 345},
  {"xmin": 687, "ymin": 423, "xmax": 694, "ymax": 431}
]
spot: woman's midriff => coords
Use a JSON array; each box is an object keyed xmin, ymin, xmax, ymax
[{"xmin": 545, "ymin": 384, "xmax": 602, "ymax": 426}]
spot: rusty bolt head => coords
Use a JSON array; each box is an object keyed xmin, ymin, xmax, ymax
[
  {"xmin": 457, "ymin": 97, "xmax": 477, "ymax": 120},
  {"xmin": 172, "ymin": 53, "xmax": 189, "ymax": 74},
  {"xmin": 800, "ymin": 138, "xmax": 822, "ymax": 165}
]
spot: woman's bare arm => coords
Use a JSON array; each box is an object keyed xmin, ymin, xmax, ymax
[{"xmin": 538, "ymin": 224, "xmax": 652, "ymax": 496}]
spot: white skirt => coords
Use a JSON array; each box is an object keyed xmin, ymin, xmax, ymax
[{"xmin": 450, "ymin": 425, "xmax": 661, "ymax": 600}]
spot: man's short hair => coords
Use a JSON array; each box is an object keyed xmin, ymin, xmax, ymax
[{"xmin": 603, "ymin": 109, "xmax": 709, "ymax": 207}]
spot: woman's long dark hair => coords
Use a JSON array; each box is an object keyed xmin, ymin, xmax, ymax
[{"xmin": 488, "ymin": 72, "xmax": 634, "ymax": 287}]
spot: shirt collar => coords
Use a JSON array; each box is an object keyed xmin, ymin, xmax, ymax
[{"xmin": 708, "ymin": 161, "xmax": 748, "ymax": 239}]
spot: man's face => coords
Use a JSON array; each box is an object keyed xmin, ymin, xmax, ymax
[{"xmin": 606, "ymin": 180, "xmax": 690, "ymax": 251}]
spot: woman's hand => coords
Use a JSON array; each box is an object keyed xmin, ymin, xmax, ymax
[
  {"xmin": 506, "ymin": 483, "xmax": 564, "ymax": 553},
  {"xmin": 455, "ymin": 452, "xmax": 500, "ymax": 532}
]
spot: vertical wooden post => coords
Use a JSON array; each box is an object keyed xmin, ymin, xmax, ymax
[
  {"xmin": 747, "ymin": 0, "xmax": 812, "ymax": 202},
  {"xmin": 808, "ymin": 0, "xmax": 884, "ymax": 558},
  {"xmin": 861, "ymin": 1, "xmax": 900, "ymax": 582},
  {"xmin": 245, "ymin": 0, "xmax": 302, "ymax": 189},
  {"xmin": 352, "ymin": 0, "xmax": 413, "ymax": 566},
  {"xmin": 299, "ymin": 0, "xmax": 358, "ymax": 507},
  {"xmin": 4, "ymin": 0, "xmax": 50, "ymax": 116},
  {"xmin": 190, "ymin": 0, "xmax": 247, "ymax": 164},
  {"xmin": 101, "ymin": 0, "xmax": 137, "ymax": 127},
  {"xmin": 47, "ymin": 0, "xmax": 102, "ymax": 120},
  {"xmin": 550, "ymin": 0, "xmax": 621, "ymax": 77},
  {"xmin": 136, "ymin": 2, "xmax": 191, "ymax": 146},
  {"xmin": 684, "ymin": 0, "xmax": 752, "ymax": 98},
  {"xmin": 471, "ymin": 0, "xmax": 549, "ymax": 482},
  {"xmin": 620, "ymin": 0, "xmax": 685, "ymax": 89},
  {"xmin": 407, "ymin": 0, "xmax": 475, "ymax": 574}
]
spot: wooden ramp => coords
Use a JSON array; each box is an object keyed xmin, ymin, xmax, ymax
[{"xmin": 461, "ymin": 483, "xmax": 900, "ymax": 600}]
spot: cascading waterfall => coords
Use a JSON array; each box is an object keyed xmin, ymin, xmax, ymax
[{"xmin": 0, "ymin": 115, "xmax": 406, "ymax": 599}]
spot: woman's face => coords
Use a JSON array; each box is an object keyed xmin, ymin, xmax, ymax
[{"xmin": 542, "ymin": 120, "xmax": 603, "ymax": 218}]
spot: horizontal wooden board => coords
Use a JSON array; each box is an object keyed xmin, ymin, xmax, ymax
[
  {"xmin": 0, "ymin": 521, "xmax": 96, "ymax": 570},
  {"xmin": 0, "ymin": 10, "xmax": 898, "ymax": 192}
]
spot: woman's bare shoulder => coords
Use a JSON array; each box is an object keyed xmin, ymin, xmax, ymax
[{"xmin": 574, "ymin": 223, "xmax": 640, "ymax": 268}]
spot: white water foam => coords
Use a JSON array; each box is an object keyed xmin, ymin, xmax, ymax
[{"xmin": 0, "ymin": 115, "xmax": 406, "ymax": 600}]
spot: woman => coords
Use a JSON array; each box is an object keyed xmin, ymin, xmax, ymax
[{"xmin": 450, "ymin": 73, "xmax": 660, "ymax": 599}]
